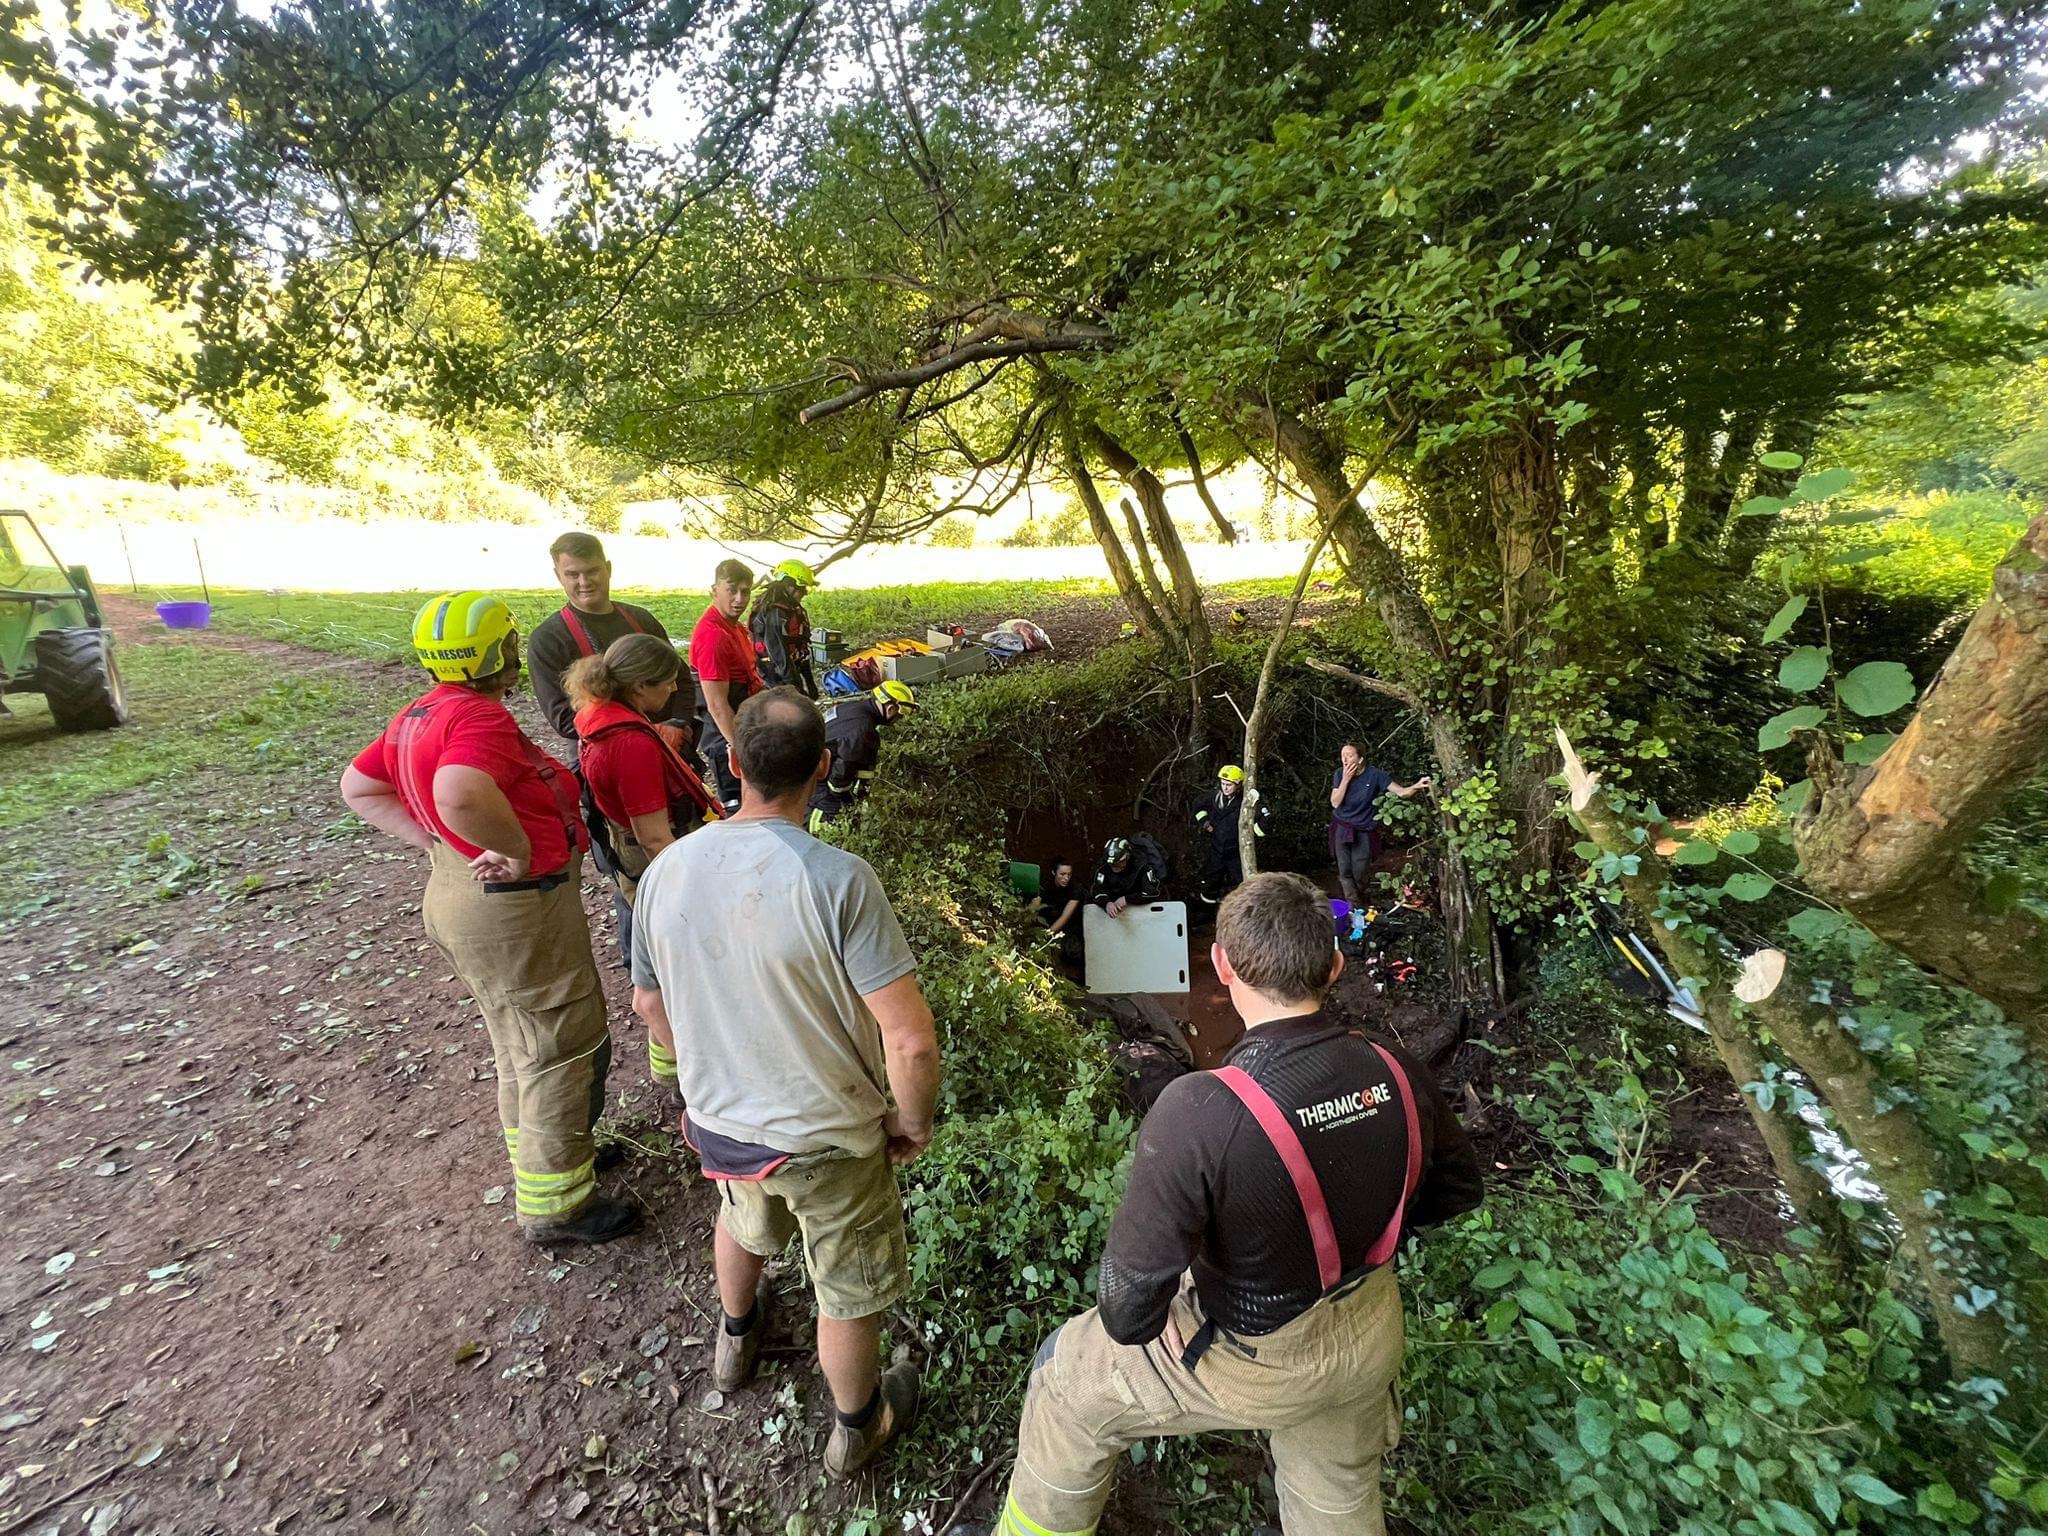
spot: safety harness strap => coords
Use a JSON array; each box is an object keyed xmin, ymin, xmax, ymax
[
  {"xmin": 559, "ymin": 603, "xmax": 645, "ymax": 658},
  {"xmin": 582, "ymin": 713, "xmax": 722, "ymax": 820},
  {"xmin": 1213, "ymin": 1040, "xmax": 1422, "ymax": 1290}
]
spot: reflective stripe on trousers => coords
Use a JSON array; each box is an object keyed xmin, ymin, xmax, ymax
[{"xmin": 423, "ymin": 843, "xmax": 610, "ymax": 1226}]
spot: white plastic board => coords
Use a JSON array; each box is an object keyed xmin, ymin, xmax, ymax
[{"xmin": 1083, "ymin": 901, "xmax": 1191, "ymax": 994}]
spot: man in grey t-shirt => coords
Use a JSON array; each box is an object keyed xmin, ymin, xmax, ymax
[{"xmin": 631, "ymin": 687, "xmax": 941, "ymax": 1480}]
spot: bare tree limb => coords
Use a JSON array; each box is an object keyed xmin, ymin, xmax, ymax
[
  {"xmin": 1240, "ymin": 521, "xmax": 1336, "ymax": 874},
  {"xmin": 799, "ymin": 313, "xmax": 1115, "ymax": 424},
  {"xmin": 1302, "ymin": 656, "xmax": 1422, "ymax": 714},
  {"xmin": 1173, "ymin": 413, "xmax": 1237, "ymax": 542}
]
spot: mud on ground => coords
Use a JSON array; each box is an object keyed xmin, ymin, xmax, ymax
[{"xmin": 0, "ymin": 607, "xmax": 935, "ymax": 1536}]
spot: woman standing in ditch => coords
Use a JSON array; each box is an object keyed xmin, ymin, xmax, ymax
[{"xmin": 568, "ymin": 631, "xmax": 722, "ymax": 1114}]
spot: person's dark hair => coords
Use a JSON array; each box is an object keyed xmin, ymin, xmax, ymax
[
  {"xmin": 564, "ymin": 632, "xmax": 681, "ymax": 711},
  {"xmin": 733, "ymin": 686, "xmax": 825, "ymax": 798},
  {"xmin": 1216, "ymin": 872, "xmax": 1338, "ymax": 1003},
  {"xmin": 550, "ymin": 531, "xmax": 605, "ymax": 565},
  {"xmin": 713, "ymin": 557, "xmax": 753, "ymax": 588}
]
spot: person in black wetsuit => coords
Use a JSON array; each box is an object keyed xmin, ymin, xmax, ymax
[
  {"xmin": 1192, "ymin": 763, "xmax": 1271, "ymax": 906},
  {"xmin": 1088, "ymin": 835, "xmax": 1165, "ymax": 917},
  {"xmin": 968, "ymin": 871, "xmax": 1483, "ymax": 1536},
  {"xmin": 806, "ymin": 680, "xmax": 917, "ymax": 830},
  {"xmin": 749, "ymin": 558, "xmax": 819, "ymax": 698}
]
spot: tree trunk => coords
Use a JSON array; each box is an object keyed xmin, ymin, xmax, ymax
[
  {"xmin": 1571, "ymin": 764, "xmax": 2014, "ymax": 1382},
  {"xmin": 1485, "ymin": 420, "xmax": 1563, "ymax": 652},
  {"xmin": 1238, "ymin": 400, "xmax": 1443, "ymax": 667},
  {"xmin": 1796, "ymin": 513, "xmax": 2048, "ymax": 1057},
  {"xmin": 1240, "ymin": 520, "xmax": 1336, "ymax": 875},
  {"xmin": 1060, "ymin": 416, "xmax": 1168, "ymax": 640},
  {"xmin": 1118, "ymin": 496, "xmax": 1181, "ymax": 640},
  {"xmin": 1485, "ymin": 423, "xmax": 1568, "ymax": 892},
  {"xmin": 1092, "ymin": 425, "xmax": 1215, "ymax": 754},
  {"xmin": 1174, "ymin": 414, "xmax": 1238, "ymax": 543}
]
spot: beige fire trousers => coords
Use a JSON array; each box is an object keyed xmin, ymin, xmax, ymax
[
  {"xmin": 421, "ymin": 843, "xmax": 610, "ymax": 1227},
  {"xmin": 996, "ymin": 1265, "xmax": 1404, "ymax": 1536}
]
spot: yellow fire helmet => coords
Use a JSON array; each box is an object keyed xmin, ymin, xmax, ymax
[
  {"xmin": 873, "ymin": 678, "xmax": 918, "ymax": 711},
  {"xmin": 1218, "ymin": 764, "xmax": 1246, "ymax": 782},
  {"xmin": 773, "ymin": 558, "xmax": 817, "ymax": 590},
  {"xmin": 412, "ymin": 591, "xmax": 519, "ymax": 683}
]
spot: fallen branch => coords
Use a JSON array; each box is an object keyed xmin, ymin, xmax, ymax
[
  {"xmin": 1795, "ymin": 512, "xmax": 2048, "ymax": 1054},
  {"xmin": 935, "ymin": 1456, "xmax": 1009, "ymax": 1536},
  {"xmin": 1564, "ymin": 730, "xmax": 2018, "ymax": 1382}
]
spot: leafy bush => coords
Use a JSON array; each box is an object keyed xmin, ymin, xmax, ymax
[
  {"xmin": 824, "ymin": 816, "xmax": 1139, "ymax": 1512},
  {"xmin": 924, "ymin": 515, "xmax": 978, "ymax": 548},
  {"xmin": 1398, "ymin": 1052, "xmax": 2048, "ymax": 1536}
]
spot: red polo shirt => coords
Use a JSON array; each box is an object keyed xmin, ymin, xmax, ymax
[
  {"xmin": 690, "ymin": 604, "xmax": 761, "ymax": 700},
  {"xmin": 352, "ymin": 684, "xmax": 583, "ymax": 876}
]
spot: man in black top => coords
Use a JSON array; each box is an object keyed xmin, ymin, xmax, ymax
[
  {"xmin": 527, "ymin": 532, "xmax": 696, "ymax": 760},
  {"xmin": 525, "ymin": 531, "xmax": 695, "ymax": 973},
  {"xmin": 973, "ymin": 872, "xmax": 1482, "ymax": 1536}
]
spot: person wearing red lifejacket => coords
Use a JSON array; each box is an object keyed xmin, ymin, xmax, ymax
[
  {"xmin": 690, "ymin": 558, "xmax": 762, "ymax": 816},
  {"xmin": 527, "ymin": 531, "xmax": 696, "ymax": 975},
  {"xmin": 567, "ymin": 632, "xmax": 722, "ymax": 1109},
  {"xmin": 965, "ymin": 873, "xmax": 1483, "ymax": 1536},
  {"xmin": 339, "ymin": 591, "xmax": 639, "ymax": 1248}
]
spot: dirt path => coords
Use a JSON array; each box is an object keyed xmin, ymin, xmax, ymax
[{"xmin": 0, "ymin": 612, "xmax": 917, "ymax": 1535}]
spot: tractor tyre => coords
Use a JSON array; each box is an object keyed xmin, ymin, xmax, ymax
[{"xmin": 36, "ymin": 628, "xmax": 130, "ymax": 732}]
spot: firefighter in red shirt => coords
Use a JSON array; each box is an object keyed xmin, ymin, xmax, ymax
[
  {"xmin": 689, "ymin": 558, "xmax": 762, "ymax": 815},
  {"xmin": 339, "ymin": 591, "xmax": 640, "ymax": 1247},
  {"xmin": 567, "ymin": 631, "xmax": 722, "ymax": 1109}
]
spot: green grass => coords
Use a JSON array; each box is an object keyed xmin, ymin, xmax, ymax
[
  {"xmin": 149, "ymin": 573, "xmax": 1306, "ymax": 662},
  {"xmin": 0, "ymin": 638, "xmax": 405, "ymax": 829}
]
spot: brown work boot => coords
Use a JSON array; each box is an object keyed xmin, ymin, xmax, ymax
[
  {"xmin": 524, "ymin": 1194, "xmax": 641, "ymax": 1247},
  {"xmin": 713, "ymin": 1279, "xmax": 772, "ymax": 1392},
  {"xmin": 824, "ymin": 1361, "xmax": 920, "ymax": 1479}
]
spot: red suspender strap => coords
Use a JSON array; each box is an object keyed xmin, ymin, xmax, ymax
[
  {"xmin": 1214, "ymin": 1065, "xmax": 1344, "ymax": 1291},
  {"xmin": 1363, "ymin": 1043, "xmax": 1424, "ymax": 1267},
  {"xmin": 1214, "ymin": 1042, "xmax": 1423, "ymax": 1291},
  {"xmin": 586, "ymin": 717, "xmax": 722, "ymax": 821},
  {"xmin": 560, "ymin": 605, "xmax": 598, "ymax": 657},
  {"xmin": 559, "ymin": 605, "xmax": 645, "ymax": 658}
]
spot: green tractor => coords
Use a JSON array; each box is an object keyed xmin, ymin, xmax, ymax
[{"xmin": 0, "ymin": 510, "xmax": 130, "ymax": 731}]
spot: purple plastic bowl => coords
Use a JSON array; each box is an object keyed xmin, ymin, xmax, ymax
[
  {"xmin": 1330, "ymin": 898, "xmax": 1351, "ymax": 927},
  {"xmin": 155, "ymin": 600, "xmax": 213, "ymax": 630}
]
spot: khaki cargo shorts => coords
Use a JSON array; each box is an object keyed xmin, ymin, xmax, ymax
[{"xmin": 718, "ymin": 1147, "xmax": 909, "ymax": 1320}]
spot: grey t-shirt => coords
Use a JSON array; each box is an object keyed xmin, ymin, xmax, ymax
[{"xmin": 631, "ymin": 817, "xmax": 917, "ymax": 1157}]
